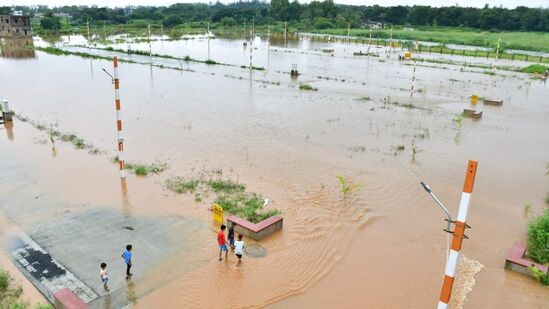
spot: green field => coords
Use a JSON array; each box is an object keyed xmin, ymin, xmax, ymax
[{"xmin": 314, "ymin": 27, "xmax": 549, "ymax": 53}]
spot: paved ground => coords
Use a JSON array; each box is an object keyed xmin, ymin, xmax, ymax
[{"xmin": 0, "ymin": 149, "xmax": 209, "ymax": 308}]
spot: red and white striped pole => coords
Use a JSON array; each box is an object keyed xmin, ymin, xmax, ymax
[
  {"xmin": 113, "ymin": 56, "xmax": 127, "ymax": 188},
  {"xmin": 437, "ymin": 160, "xmax": 478, "ymax": 309}
]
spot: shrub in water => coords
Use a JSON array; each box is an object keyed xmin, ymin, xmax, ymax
[{"xmin": 527, "ymin": 209, "xmax": 549, "ymax": 264}]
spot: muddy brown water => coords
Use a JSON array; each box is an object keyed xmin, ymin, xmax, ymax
[{"xmin": 0, "ymin": 35, "xmax": 548, "ymax": 308}]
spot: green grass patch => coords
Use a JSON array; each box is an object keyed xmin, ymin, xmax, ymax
[
  {"xmin": 521, "ymin": 64, "xmax": 548, "ymax": 74},
  {"xmin": 204, "ymin": 59, "xmax": 217, "ymax": 65},
  {"xmin": 315, "ymin": 27, "xmax": 549, "ymax": 53},
  {"xmin": 0, "ymin": 268, "xmax": 51, "ymax": 308},
  {"xmin": 166, "ymin": 175, "xmax": 279, "ymax": 222},
  {"xmin": 214, "ymin": 192, "xmax": 278, "ymax": 223}
]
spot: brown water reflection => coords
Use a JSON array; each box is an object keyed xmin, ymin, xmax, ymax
[{"xmin": 0, "ymin": 35, "xmax": 548, "ymax": 308}]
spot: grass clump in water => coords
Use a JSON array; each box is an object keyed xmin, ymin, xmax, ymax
[
  {"xmin": 207, "ymin": 179, "xmax": 245, "ymax": 194},
  {"xmin": 521, "ymin": 64, "xmax": 548, "ymax": 74},
  {"xmin": 299, "ymin": 84, "xmax": 318, "ymax": 91},
  {"xmin": 204, "ymin": 59, "xmax": 217, "ymax": 65},
  {"xmin": 166, "ymin": 175, "xmax": 279, "ymax": 222},
  {"xmin": 166, "ymin": 177, "xmax": 199, "ymax": 193}
]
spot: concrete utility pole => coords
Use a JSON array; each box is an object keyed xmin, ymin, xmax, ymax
[
  {"xmin": 111, "ymin": 57, "xmax": 127, "ymax": 189},
  {"xmin": 207, "ymin": 21, "xmax": 211, "ymax": 60},
  {"xmin": 160, "ymin": 21, "xmax": 164, "ymax": 39},
  {"xmin": 422, "ymin": 160, "xmax": 479, "ymax": 309},
  {"xmin": 147, "ymin": 24, "xmax": 152, "ymax": 58},
  {"xmin": 86, "ymin": 20, "xmax": 91, "ymax": 43},
  {"xmin": 249, "ymin": 30, "xmax": 253, "ymax": 71},
  {"xmin": 367, "ymin": 27, "xmax": 372, "ymax": 55},
  {"xmin": 492, "ymin": 37, "xmax": 501, "ymax": 69}
]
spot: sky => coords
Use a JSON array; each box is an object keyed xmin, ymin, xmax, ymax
[{"xmin": 3, "ymin": 0, "xmax": 548, "ymax": 9}]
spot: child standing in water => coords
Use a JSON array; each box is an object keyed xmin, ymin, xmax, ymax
[
  {"xmin": 122, "ymin": 244, "xmax": 133, "ymax": 280},
  {"xmin": 234, "ymin": 234, "xmax": 245, "ymax": 266},
  {"xmin": 100, "ymin": 262, "xmax": 109, "ymax": 292},
  {"xmin": 218, "ymin": 225, "xmax": 228, "ymax": 261},
  {"xmin": 228, "ymin": 222, "xmax": 236, "ymax": 251}
]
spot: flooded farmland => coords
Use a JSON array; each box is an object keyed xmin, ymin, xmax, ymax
[{"xmin": 1, "ymin": 33, "xmax": 548, "ymax": 308}]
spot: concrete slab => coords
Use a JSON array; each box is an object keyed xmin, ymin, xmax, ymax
[{"xmin": 26, "ymin": 207, "xmax": 203, "ymax": 293}]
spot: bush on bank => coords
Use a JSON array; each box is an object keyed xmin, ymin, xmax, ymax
[{"xmin": 527, "ymin": 209, "xmax": 549, "ymax": 265}]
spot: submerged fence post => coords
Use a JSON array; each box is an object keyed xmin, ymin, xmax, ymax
[
  {"xmin": 410, "ymin": 56, "xmax": 417, "ymax": 97},
  {"xmin": 390, "ymin": 26, "xmax": 394, "ymax": 54},
  {"xmin": 437, "ymin": 160, "xmax": 478, "ymax": 309},
  {"xmin": 113, "ymin": 57, "xmax": 127, "ymax": 189}
]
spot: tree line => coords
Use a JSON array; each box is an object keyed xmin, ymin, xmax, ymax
[{"xmin": 2, "ymin": 1, "xmax": 549, "ymax": 32}]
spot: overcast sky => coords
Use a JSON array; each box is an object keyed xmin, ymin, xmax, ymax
[{"xmin": 3, "ymin": 0, "xmax": 548, "ymax": 9}]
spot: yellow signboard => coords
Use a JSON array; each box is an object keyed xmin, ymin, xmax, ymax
[
  {"xmin": 212, "ymin": 203, "xmax": 224, "ymax": 224},
  {"xmin": 471, "ymin": 95, "xmax": 479, "ymax": 105}
]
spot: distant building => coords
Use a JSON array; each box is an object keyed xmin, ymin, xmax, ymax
[
  {"xmin": 53, "ymin": 13, "xmax": 71, "ymax": 19},
  {"xmin": 0, "ymin": 15, "xmax": 33, "ymax": 38},
  {"xmin": 0, "ymin": 37, "xmax": 36, "ymax": 58},
  {"xmin": 364, "ymin": 21, "xmax": 383, "ymax": 29}
]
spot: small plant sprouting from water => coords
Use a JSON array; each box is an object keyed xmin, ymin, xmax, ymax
[
  {"xmin": 453, "ymin": 114, "xmax": 464, "ymax": 129},
  {"xmin": 524, "ymin": 203, "xmax": 532, "ymax": 218},
  {"xmin": 205, "ymin": 59, "xmax": 217, "ymax": 65},
  {"xmin": 299, "ymin": 84, "xmax": 318, "ymax": 91},
  {"xmin": 528, "ymin": 266, "xmax": 549, "ymax": 286},
  {"xmin": 337, "ymin": 175, "xmax": 362, "ymax": 199}
]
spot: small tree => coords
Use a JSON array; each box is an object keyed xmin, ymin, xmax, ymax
[
  {"xmin": 40, "ymin": 13, "xmax": 62, "ymax": 30},
  {"xmin": 163, "ymin": 15, "xmax": 183, "ymax": 27},
  {"xmin": 220, "ymin": 16, "xmax": 236, "ymax": 27}
]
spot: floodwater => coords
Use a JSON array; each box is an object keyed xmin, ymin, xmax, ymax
[{"xmin": 1, "ymin": 33, "xmax": 548, "ymax": 308}]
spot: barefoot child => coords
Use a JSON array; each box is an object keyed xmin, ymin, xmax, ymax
[
  {"xmin": 122, "ymin": 244, "xmax": 133, "ymax": 280},
  {"xmin": 234, "ymin": 234, "xmax": 244, "ymax": 266},
  {"xmin": 228, "ymin": 222, "xmax": 236, "ymax": 251},
  {"xmin": 100, "ymin": 262, "xmax": 109, "ymax": 291},
  {"xmin": 218, "ymin": 225, "xmax": 228, "ymax": 261}
]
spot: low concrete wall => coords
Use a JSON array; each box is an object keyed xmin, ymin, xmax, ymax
[
  {"xmin": 54, "ymin": 288, "xmax": 89, "ymax": 309},
  {"xmin": 504, "ymin": 242, "xmax": 548, "ymax": 278},
  {"xmin": 226, "ymin": 215, "xmax": 283, "ymax": 241}
]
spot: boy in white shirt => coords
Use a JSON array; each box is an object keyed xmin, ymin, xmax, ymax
[
  {"xmin": 234, "ymin": 234, "xmax": 245, "ymax": 266},
  {"xmin": 100, "ymin": 262, "xmax": 109, "ymax": 292}
]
